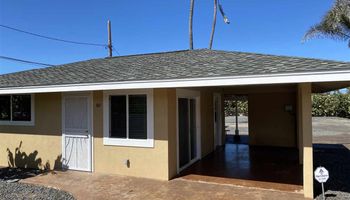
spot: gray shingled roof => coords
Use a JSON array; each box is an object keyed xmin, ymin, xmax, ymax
[{"xmin": 0, "ymin": 49, "xmax": 350, "ymax": 88}]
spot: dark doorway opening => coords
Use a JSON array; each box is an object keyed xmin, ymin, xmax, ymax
[{"xmin": 224, "ymin": 95, "xmax": 249, "ymax": 145}]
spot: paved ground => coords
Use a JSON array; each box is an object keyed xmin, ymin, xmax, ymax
[
  {"xmin": 312, "ymin": 117, "xmax": 350, "ymax": 137},
  {"xmin": 226, "ymin": 116, "xmax": 350, "ymax": 199},
  {"xmin": 22, "ymin": 171, "xmax": 306, "ymax": 200},
  {"xmin": 312, "ymin": 117, "xmax": 350, "ymax": 149},
  {"xmin": 225, "ymin": 116, "xmax": 249, "ymax": 136}
]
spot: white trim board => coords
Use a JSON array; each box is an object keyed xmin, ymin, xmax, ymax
[{"xmin": 0, "ymin": 70, "xmax": 350, "ymax": 94}]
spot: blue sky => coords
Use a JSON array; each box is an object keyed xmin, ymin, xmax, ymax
[{"xmin": 0, "ymin": 0, "xmax": 349, "ymax": 74}]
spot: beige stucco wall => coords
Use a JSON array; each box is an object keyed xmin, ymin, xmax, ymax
[
  {"xmin": 248, "ymin": 92, "xmax": 297, "ymax": 147},
  {"xmin": 200, "ymin": 89, "xmax": 215, "ymax": 157},
  {"xmin": 93, "ymin": 89, "xmax": 175, "ymax": 180},
  {"xmin": 0, "ymin": 93, "xmax": 62, "ymax": 169},
  {"xmin": 0, "ymin": 90, "xmax": 175, "ymax": 181},
  {"xmin": 167, "ymin": 89, "xmax": 177, "ymax": 179}
]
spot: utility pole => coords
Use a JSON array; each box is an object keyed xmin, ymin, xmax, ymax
[
  {"xmin": 189, "ymin": 0, "xmax": 195, "ymax": 50},
  {"xmin": 107, "ymin": 20, "xmax": 113, "ymax": 57},
  {"xmin": 209, "ymin": 0, "xmax": 217, "ymax": 49},
  {"xmin": 209, "ymin": 0, "xmax": 230, "ymax": 49}
]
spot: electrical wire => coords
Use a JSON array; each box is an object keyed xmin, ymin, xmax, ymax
[
  {"xmin": 112, "ymin": 47, "xmax": 120, "ymax": 55},
  {"xmin": 0, "ymin": 24, "xmax": 107, "ymax": 47},
  {"xmin": 0, "ymin": 56, "xmax": 54, "ymax": 66}
]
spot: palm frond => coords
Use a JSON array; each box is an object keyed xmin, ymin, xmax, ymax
[
  {"xmin": 303, "ymin": 23, "xmax": 349, "ymax": 42},
  {"xmin": 303, "ymin": 0, "xmax": 350, "ymax": 45}
]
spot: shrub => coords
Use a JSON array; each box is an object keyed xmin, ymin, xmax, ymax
[
  {"xmin": 312, "ymin": 93, "xmax": 350, "ymax": 118},
  {"xmin": 224, "ymin": 100, "xmax": 248, "ymax": 116}
]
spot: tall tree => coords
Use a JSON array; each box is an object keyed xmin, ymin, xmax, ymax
[
  {"xmin": 303, "ymin": 0, "xmax": 350, "ymax": 46},
  {"xmin": 189, "ymin": 0, "xmax": 195, "ymax": 50}
]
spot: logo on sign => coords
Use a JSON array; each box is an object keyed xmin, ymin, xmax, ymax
[{"xmin": 314, "ymin": 167, "xmax": 329, "ymax": 183}]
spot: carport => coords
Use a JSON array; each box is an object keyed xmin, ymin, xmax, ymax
[{"xmin": 177, "ymin": 81, "xmax": 350, "ymax": 199}]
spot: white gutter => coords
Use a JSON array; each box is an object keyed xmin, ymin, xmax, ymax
[{"xmin": 0, "ymin": 70, "xmax": 350, "ymax": 94}]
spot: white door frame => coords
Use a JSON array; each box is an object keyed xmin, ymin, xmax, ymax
[
  {"xmin": 213, "ymin": 93, "xmax": 223, "ymax": 148},
  {"xmin": 176, "ymin": 89, "xmax": 201, "ymax": 173},
  {"xmin": 61, "ymin": 92, "xmax": 93, "ymax": 172}
]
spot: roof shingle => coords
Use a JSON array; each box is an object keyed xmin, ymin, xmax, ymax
[{"xmin": 0, "ymin": 49, "xmax": 349, "ymax": 88}]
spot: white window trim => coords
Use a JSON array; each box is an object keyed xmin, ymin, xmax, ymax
[
  {"xmin": 103, "ymin": 89, "xmax": 154, "ymax": 148},
  {"xmin": 0, "ymin": 94, "xmax": 35, "ymax": 126}
]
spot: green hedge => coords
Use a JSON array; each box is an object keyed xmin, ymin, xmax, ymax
[
  {"xmin": 224, "ymin": 100, "xmax": 248, "ymax": 116},
  {"xmin": 312, "ymin": 93, "xmax": 350, "ymax": 118}
]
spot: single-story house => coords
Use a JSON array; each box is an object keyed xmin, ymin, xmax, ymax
[{"xmin": 0, "ymin": 49, "xmax": 349, "ymax": 198}]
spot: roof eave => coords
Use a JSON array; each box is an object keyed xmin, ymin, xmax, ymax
[{"xmin": 0, "ymin": 70, "xmax": 350, "ymax": 94}]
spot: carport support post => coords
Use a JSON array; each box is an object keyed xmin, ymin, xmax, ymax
[{"xmin": 297, "ymin": 83, "xmax": 314, "ymax": 199}]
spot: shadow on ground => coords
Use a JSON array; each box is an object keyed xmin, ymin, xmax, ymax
[
  {"xmin": 313, "ymin": 144, "xmax": 350, "ymax": 198},
  {"xmin": 1, "ymin": 141, "xmax": 64, "ymax": 181}
]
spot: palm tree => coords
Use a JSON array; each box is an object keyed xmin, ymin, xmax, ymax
[
  {"xmin": 303, "ymin": 0, "xmax": 350, "ymax": 46},
  {"xmin": 209, "ymin": 0, "xmax": 230, "ymax": 49},
  {"xmin": 189, "ymin": 0, "xmax": 195, "ymax": 50}
]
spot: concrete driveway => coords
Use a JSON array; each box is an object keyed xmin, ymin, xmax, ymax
[{"xmin": 21, "ymin": 171, "xmax": 306, "ymax": 200}]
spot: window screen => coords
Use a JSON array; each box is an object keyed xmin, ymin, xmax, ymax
[
  {"xmin": 128, "ymin": 95, "xmax": 147, "ymax": 139},
  {"xmin": 0, "ymin": 95, "xmax": 11, "ymax": 121},
  {"xmin": 110, "ymin": 96, "xmax": 127, "ymax": 138}
]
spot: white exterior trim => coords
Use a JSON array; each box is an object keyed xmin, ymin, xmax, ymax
[
  {"xmin": 0, "ymin": 94, "xmax": 35, "ymax": 126},
  {"xmin": 0, "ymin": 70, "xmax": 350, "ymax": 94},
  {"xmin": 103, "ymin": 89, "xmax": 154, "ymax": 148}
]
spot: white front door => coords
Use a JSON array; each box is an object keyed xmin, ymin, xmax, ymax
[{"xmin": 62, "ymin": 94, "xmax": 92, "ymax": 171}]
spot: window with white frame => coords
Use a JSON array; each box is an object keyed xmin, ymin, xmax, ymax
[
  {"xmin": 0, "ymin": 94, "xmax": 34, "ymax": 126},
  {"xmin": 103, "ymin": 89, "xmax": 154, "ymax": 147}
]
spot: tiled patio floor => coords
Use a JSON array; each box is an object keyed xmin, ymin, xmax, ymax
[
  {"xmin": 21, "ymin": 171, "xmax": 306, "ymax": 200},
  {"xmin": 179, "ymin": 143, "xmax": 303, "ymax": 193}
]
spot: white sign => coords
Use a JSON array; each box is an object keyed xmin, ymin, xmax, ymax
[{"xmin": 314, "ymin": 167, "xmax": 329, "ymax": 183}]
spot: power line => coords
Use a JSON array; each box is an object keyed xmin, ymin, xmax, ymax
[
  {"xmin": 0, "ymin": 56, "xmax": 54, "ymax": 67},
  {"xmin": 112, "ymin": 47, "xmax": 120, "ymax": 55},
  {"xmin": 0, "ymin": 24, "xmax": 107, "ymax": 47}
]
